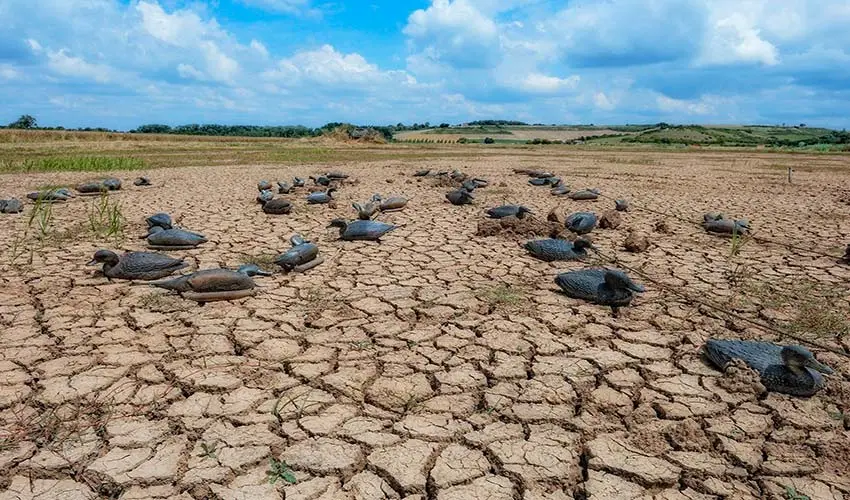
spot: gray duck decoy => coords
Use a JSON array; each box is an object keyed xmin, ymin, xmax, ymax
[
  {"xmin": 76, "ymin": 181, "xmax": 107, "ymax": 194},
  {"xmin": 258, "ymin": 180, "xmax": 272, "ymax": 192},
  {"xmin": 275, "ymin": 234, "xmax": 324, "ymax": 272},
  {"xmin": 524, "ymin": 237, "xmax": 594, "ymax": 261},
  {"xmin": 148, "ymin": 264, "xmax": 270, "ymax": 302},
  {"xmin": 703, "ymin": 339, "xmax": 833, "ymax": 397},
  {"xmin": 446, "ymin": 188, "xmax": 475, "ymax": 205},
  {"xmin": 277, "ymin": 181, "xmax": 292, "ymax": 194},
  {"xmin": 307, "ymin": 188, "xmax": 336, "ymax": 204},
  {"xmin": 146, "ymin": 212, "xmax": 173, "ymax": 230},
  {"xmin": 569, "ymin": 188, "xmax": 600, "ymax": 200},
  {"xmin": 528, "ymin": 177, "xmax": 554, "ymax": 187},
  {"xmin": 461, "ymin": 180, "xmax": 479, "ymax": 191},
  {"xmin": 486, "ymin": 205, "xmax": 533, "ymax": 219},
  {"xmin": 373, "ymin": 194, "xmax": 409, "ymax": 212},
  {"xmin": 87, "ymin": 249, "xmax": 188, "ymax": 280},
  {"xmin": 450, "ymin": 170, "xmax": 467, "ymax": 181},
  {"xmin": 310, "ymin": 175, "xmax": 331, "ymax": 186},
  {"xmin": 257, "ymin": 189, "xmax": 275, "ymax": 204},
  {"xmin": 413, "ymin": 169, "xmax": 431, "ymax": 177},
  {"xmin": 554, "ymin": 268, "xmax": 645, "ymax": 316},
  {"xmin": 27, "ymin": 189, "xmax": 72, "ymax": 202},
  {"xmin": 261, "ymin": 198, "xmax": 292, "ymax": 215},
  {"xmin": 134, "ymin": 177, "xmax": 151, "ymax": 186},
  {"xmin": 551, "ymin": 185, "xmax": 571, "ymax": 196},
  {"xmin": 471, "ymin": 178, "xmax": 489, "ymax": 188},
  {"xmin": 615, "ymin": 199, "xmax": 629, "ymax": 211},
  {"xmin": 293, "ymin": 177, "xmax": 306, "ymax": 187},
  {"xmin": 353, "ymin": 201, "xmax": 379, "ymax": 220},
  {"xmin": 103, "ymin": 178, "xmax": 122, "ymax": 191},
  {"xmin": 565, "ymin": 212, "xmax": 598, "ymax": 234},
  {"xmin": 1, "ymin": 199, "xmax": 24, "ymax": 214},
  {"xmin": 329, "ymin": 219, "xmax": 398, "ymax": 242},
  {"xmin": 528, "ymin": 171, "xmax": 553, "ymax": 178},
  {"xmin": 703, "ymin": 214, "xmax": 749, "ymax": 235},
  {"xmin": 145, "ymin": 226, "xmax": 208, "ymax": 249},
  {"xmin": 325, "ymin": 171, "xmax": 349, "ymax": 179}
]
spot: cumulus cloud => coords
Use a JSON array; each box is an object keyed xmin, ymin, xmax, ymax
[
  {"xmin": 238, "ymin": 0, "xmax": 320, "ymax": 17},
  {"xmin": 699, "ymin": 13, "xmax": 779, "ymax": 66}
]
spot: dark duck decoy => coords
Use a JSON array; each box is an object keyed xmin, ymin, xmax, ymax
[
  {"xmin": 373, "ymin": 194, "xmax": 409, "ymax": 212},
  {"xmin": 134, "ymin": 177, "xmax": 151, "ymax": 186},
  {"xmin": 275, "ymin": 234, "xmax": 324, "ymax": 272},
  {"xmin": 486, "ymin": 205, "xmax": 533, "ymax": 219},
  {"xmin": 277, "ymin": 181, "xmax": 292, "ymax": 194},
  {"xmin": 449, "ymin": 170, "xmax": 467, "ymax": 182},
  {"xmin": 461, "ymin": 180, "xmax": 478, "ymax": 191},
  {"xmin": 146, "ymin": 212, "xmax": 172, "ymax": 230},
  {"xmin": 148, "ymin": 264, "xmax": 270, "ymax": 302},
  {"xmin": 471, "ymin": 178, "xmax": 489, "ymax": 188},
  {"xmin": 524, "ymin": 237, "xmax": 594, "ymax": 261},
  {"xmin": 310, "ymin": 175, "xmax": 331, "ymax": 186},
  {"xmin": 293, "ymin": 177, "xmax": 306, "ymax": 187},
  {"xmin": 551, "ymin": 185, "xmax": 571, "ymax": 196},
  {"xmin": 257, "ymin": 189, "xmax": 274, "ymax": 204},
  {"xmin": 569, "ymin": 188, "xmax": 600, "ymax": 200},
  {"xmin": 0, "ymin": 199, "xmax": 24, "ymax": 213},
  {"xmin": 841, "ymin": 244, "xmax": 850, "ymax": 264},
  {"xmin": 703, "ymin": 339, "xmax": 833, "ymax": 397},
  {"xmin": 307, "ymin": 188, "xmax": 336, "ymax": 204},
  {"xmin": 554, "ymin": 268, "xmax": 645, "ymax": 317},
  {"xmin": 615, "ymin": 199, "xmax": 629, "ymax": 211},
  {"xmin": 565, "ymin": 212, "xmax": 598, "ymax": 234},
  {"xmin": 145, "ymin": 226, "xmax": 208, "ymax": 249},
  {"xmin": 329, "ymin": 219, "xmax": 398, "ymax": 242},
  {"xmin": 413, "ymin": 169, "xmax": 431, "ymax": 177},
  {"xmin": 27, "ymin": 189, "xmax": 73, "ymax": 202},
  {"xmin": 103, "ymin": 178, "xmax": 122, "ymax": 191},
  {"xmin": 76, "ymin": 181, "xmax": 107, "ymax": 194},
  {"xmin": 325, "ymin": 171, "xmax": 349, "ymax": 179},
  {"xmin": 446, "ymin": 188, "xmax": 475, "ymax": 205},
  {"xmin": 258, "ymin": 180, "xmax": 272, "ymax": 192},
  {"xmin": 527, "ymin": 171, "xmax": 553, "ymax": 178},
  {"xmin": 87, "ymin": 249, "xmax": 187, "ymax": 280},
  {"xmin": 529, "ymin": 177, "xmax": 559, "ymax": 187},
  {"xmin": 702, "ymin": 213, "xmax": 749, "ymax": 235},
  {"xmin": 261, "ymin": 198, "xmax": 292, "ymax": 215},
  {"xmin": 353, "ymin": 201, "xmax": 379, "ymax": 220}
]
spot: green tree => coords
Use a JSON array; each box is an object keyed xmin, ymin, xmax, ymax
[{"xmin": 8, "ymin": 114, "xmax": 37, "ymax": 129}]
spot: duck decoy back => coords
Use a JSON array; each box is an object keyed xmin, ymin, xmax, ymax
[
  {"xmin": 565, "ymin": 212, "xmax": 598, "ymax": 234},
  {"xmin": 446, "ymin": 189, "xmax": 475, "ymax": 205},
  {"xmin": 554, "ymin": 268, "xmax": 645, "ymax": 316},
  {"xmin": 486, "ymin": 205, "xmax": 532, "ymax": 219},
  {"xmin": 329, "ymin": 219, "xmax": 398, "ymax": 241},
  {"xmin": 275, "ymin": 234, "xmax": 323, "ymax": 272},
  {"xmin": 146, "ymin": 213, "xmax": 173, "ymax": 230},
  {"xmin": 524, "ymin": 237, "xmax": 593, "ymax": 261},
  {"xmin": 87, "ymin": 249, "xmax": 188, "ymax": 280}
]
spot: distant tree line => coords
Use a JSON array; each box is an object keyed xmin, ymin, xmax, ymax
[{"xmin": 466, "ymin": 120, "xmax": 529, "ymax": 126}]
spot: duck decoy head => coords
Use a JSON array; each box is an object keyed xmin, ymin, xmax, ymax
[
  {"xmin": 703, "ymin": 212, "xmax": 724, "ymax": 223},
  {"xmin": 236, "ymin": 263, "xmax": 273, "ymax": 277},
  {"xmin": 146, "ymin": 213, "xmax": 172, "ymax": 230},
  {"xmin": 326, "ymin": 187, "xmax": 337, "ymax": 195},
  {"xmin": 573, "ymin": 237, "xmax": 596, "ymax": 251},
  {"xmin": 327, "ymin": 218, "xmax": 348, "ymax": 229},
  {"xmin": 781, "ymin": 345, "xmax": 834, "ymax": 375},
  {"xmin": 87, "ymin": 249, "xmax": 119, "ymax": 266},
  {"xmin": 603, "ymin": 269, "xmax": 646, "ymax": 293},
  {"xmin": 371, "ymin": 193, "xmax": 382, "ymax": 202},
  {"xmin": 517, "ymin": 206, "xmax": 533, "ymax": 217},
  {"xmin": 290, "ymin": 234, "xmax": 306, "ymax": 246}
]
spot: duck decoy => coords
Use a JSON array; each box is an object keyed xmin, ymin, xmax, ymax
[
  {"xmin": 528, "ymin": 171, "xmax": 553, "ymax": 179},
  {"xmin": 257, "ymin": 190, "xmax": 274, "ymax": 204},
  {"xmin": 353, "ymin": 201, "xmax": 379, "ymax": 220},
  {"xmin": 261, "ymin": 198, "xmax": 292, "ymax": 215},
  {"xmin": 703, "ymin": 339, "xmax": 833, "ymax": 397},
  {"xmin": 103, "ymin": 178, "xmax": 122, "ymax": 191},
  {"xmin": 529, "ymin": 177, "xmax": 560, "ymax": 187},
  {"xmin": 461, "ymin": 180, "xmax": 478, "ymax": 191},
  {"xmin": 146, "ymin": 213, "xmax": 172, "ymax": 230},
  {"xmin": 310, "ymin": 175, "xmax": 331, "ymax": 186},
  {"xmin": 258, "ymin": 180, "xmax": 272, "ymax": 192},
  {"xmin": 703, "ymin": 214, "xmax": 749, "ymax": 235},
  {"xmin": 307, "ymin": 188, "xmax": 336, "ymax": 204},
  {"xmin": 449, "ymin": 170, "xmax": 467, "ymax": 181},
  {"xmin": 554, "ymin": 268, "xmax": 645, "ymax": 317},
  {"xmin": 524, "ymin": 237, "xmax": 594, "ymax": 261},
  {"xmin": 293, "ymin": 177, "xmax": 305, "ymax": 187},
  {"xmin": 446, "ymin": 188, "xmax": 475, "ymax": 205},
  {"xmin": 277, "ymin": 181, "xmax": 292, "ymax": 194},
  {"xmin": 275, "ymin": 234, "xmax": 324, "ymax": 272},
  {"xmin": 565, "ymin": 212, "xmax": 598, "ymax": 234},
  {"xmin": 325, "ymin": 171, "xmax": 348, "ymax": 179},
  {"xmin": 373, "ymin": 194, "xmax": 409, "ymax": 212},
  {"xmin": 551, "ymin": 185, "xmax": 571, "ymax": 196},
  {"xmin": 76, "ymin": 181, "xmax": 107, "ymax": 195},
  {"xmin": 328, "ymin": 219, "xmax": 398, "ymax": 242},
  {"xmin": 134, "ymin": 177, "xmax": 151, "ymax": 186},
  {"xmin": 0, "ymin": 199, "xmax": 23, "ymax": 214},
  {"xmin": 486, "ymin": 205, "xmax": 533, "ymax": 219},
  {"xmin": 27, "ymin": 189, "xmax": 72, "ymax": 202},
  {"xmin": 413, "ymin": 169, "xmax": 431, "ymax": 177},
  {"xmin": 471, "ymin": 178, "xmax": 489, "ymax": 188},
  {"xmin": 148, "ymin": 264, "xmax": 270, "ymax": 302},
  {"xmin": 615, "ymin": 199, "xmax": 629, "ymax": 212},
  {"xmin": 569, "ymin": 189, "xmax": 600, "ymax": 200},
  {"xmin": 145, "ymin": 226, "xmax": 208, "ymax": 250},
  {"xmin": 841, "ymin": 244, "xmax": 850, "ymax": 264},
  {"xmin": 87, "ymin": 249, "xmax": 187, "ymax": 280}
]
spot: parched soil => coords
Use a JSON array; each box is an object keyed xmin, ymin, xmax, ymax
[{"xmin": 1, "ymin": 149, "xmax": 849, "ymax": 500}]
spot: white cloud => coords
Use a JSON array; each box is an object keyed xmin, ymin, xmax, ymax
[
  {"xmin": 265, "ymin": 45, "xmax": 386, "ymax": 85},
  {"xmin": 177, "ymin": 63, "xmax": 205, "ymax": 80},
  {"xmin": 200, "ymin": 42, "xmax": 240, "ymax": 83},
  {"xmin": 700, "ymin": 13, "xmax": 779, "ymax": 66},
  {"xmin": 136, "ymin": 0, "xmax": 224, "ymax": 47},
  {"xmin": 27, "ymin": 39, "xmax": 43, "ymax": 53},
  {"xmin": 238, "ymin": 0, "xmax": 320, "ymax": 17},
  {"xmin": 46, "ymin": 50, "xmax": 115, "ymax": 83},
  {"xmin": 404, "ymin": 0, "xmax": 501, "ymax": 68},
  {"xmin": 250, "ymin": 39, "xmax": 269, "ymax": 58},
  {"xmin": 656, "ymin": 94, "xmax": 718, "ymax": 115},
  {"xmin": 520, "ymin": 73, "xmax": 579, "ymax": 93},
  {"xmin": 593, "ymin": 92, "xmax": 615, "ymax": 110}
]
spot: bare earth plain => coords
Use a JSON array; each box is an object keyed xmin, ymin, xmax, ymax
[{"xmin": 1, "ymin": 142, "xmax": 850, "ymax": 500}]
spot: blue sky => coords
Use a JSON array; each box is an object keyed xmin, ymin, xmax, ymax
[{"xmin": 2, "ymin": 0, "xmax": 849, "ymax": 130}]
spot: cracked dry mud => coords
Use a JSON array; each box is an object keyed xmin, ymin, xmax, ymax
[{"xmin": 1, "ymin": 150, "xmax": 849, "ymax": 500}]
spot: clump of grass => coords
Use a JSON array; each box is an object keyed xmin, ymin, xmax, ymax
[
  {"xmin": 476, "ymin": 284, "xmax": 526, "ymax": 308},
  {"xmin": 729, "ymin": 229, "xmax": 750, "ymax": 257},
  {"xmin": 785, "ymin": 486, "xmax": 810, "ymax": 500},
  {"xmin": 267, "ymin": 457, "xmax": 297, "ymax": 484},
  {"xmin": 1, "ymin": 156, "xmax": 146, "ymax": 173},
  {"xmin": 198, "ymin": 441, "xmax": 218, "ymax": 459},
  {"xmin": 239, "ymin": 252, "xmax": 278, "ymax": 268},
  {"xmin": 87, "ymin": 192, "xmax": 125, "ymax": 240},
  {"xmin": 787, "ymin": 301, "xmax": 850, "ymax": 339}
]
